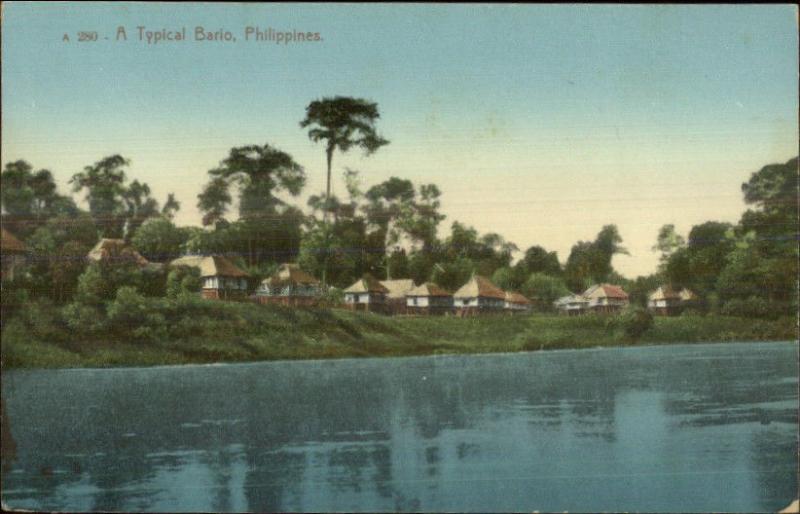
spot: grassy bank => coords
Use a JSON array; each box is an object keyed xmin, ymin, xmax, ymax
[{"xmin": 1, "ymin": 298, "xmax": 796, "ymax": 369}]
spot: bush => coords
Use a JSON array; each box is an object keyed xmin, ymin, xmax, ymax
[
  {"xmin": 62, "ymin": 302, "xmax": 106, "ymax": 335},
  {"xmin": 720, "ymin": 296, "xmax": 775, "ymax": 319},
  {"xmin": 166, "ymin": 266, "xmax": 202, "ymax": 299},
  {"xmin": 617, "ymin": 307, "xmax": 654, "ymax": 340},
  {"xmin": 319, "ymin": 287, "xmax": 344, "ymax": 307},
  {"xmin": 74, "ymin": 264, "xmax": 110, "ymax": 306}
]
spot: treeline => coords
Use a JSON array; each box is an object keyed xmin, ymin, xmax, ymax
[{"xmin": 1, "ymin": 97, "xmax": 796, "ymax": 322}]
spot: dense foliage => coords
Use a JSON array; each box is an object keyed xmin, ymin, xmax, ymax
[{"xmin": 1, "ymin": 96, "xmax": 796, "ymax": 332}]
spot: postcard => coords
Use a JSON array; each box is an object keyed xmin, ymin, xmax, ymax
[{"xmin": 1, "ymin": 3, "xmax": 798, "ymax": 512}]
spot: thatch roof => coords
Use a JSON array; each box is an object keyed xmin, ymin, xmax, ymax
[
  {"xmin": 453, "ymin": 275, "xmax": 506, "ymax": 300},
  {"xmin": 379, "ymin": 279, "xmax": 415, "ymax": 299},
  {"xmin": 1, "ymin": 228, "xmax": 25, "ymax": 253},
  {"xmin": 679, "ymin": 288, "xmax": 697, "ymax": 301},
  {"xmin": 407, "ymin": 282, "xmax": 451, "ymax": 297},
  {"xmin": 262, "ymin": 263, "xmax": 319, "ymax": 288},
  {"xmin": 505, "ymin": 291, "xmax": 531, "ymax": 304},
  {"xmin": 583, "ymin": 283, "xmax": 629, "ymax": 300},
  {"xmin": 170, "ymin": 255, "xmax": 249, "ymax": 278},
  {"xmin": 344, "ymin": 275, "xmax": 389, "ymax": 294},
  {"xmin": 87, "ymin": 238, "xmax": 149, "ymax": 267}
]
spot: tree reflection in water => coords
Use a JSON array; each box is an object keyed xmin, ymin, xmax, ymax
[{"xmin": 1, "ymin": 342, "xmax": 797, "ymax": 512}]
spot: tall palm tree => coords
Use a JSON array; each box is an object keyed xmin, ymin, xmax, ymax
[{"xmin": 300, "ymin": 96, "xmax": 389, "ymax": 218}]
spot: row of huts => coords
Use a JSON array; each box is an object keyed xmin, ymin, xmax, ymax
[
  {"xmin": 2, "ymin": 234, "xmax": 697, "ymax": 317},
  {"xmin": 554, "ymin": 283, "xmax": 697, "ymax": 316},
  {"xmin": 341, "ymin": 274, "xmax": 531, "ymax": 316}
]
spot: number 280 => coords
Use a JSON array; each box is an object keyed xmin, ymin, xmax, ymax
[{"xmin": 78, "ymin": 32, "xmax": 98, "ymax": 42}]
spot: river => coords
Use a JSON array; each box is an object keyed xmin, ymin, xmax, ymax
[{"xmin": 2, "ymin": 341, "xmax": 797, "ymax": 512}]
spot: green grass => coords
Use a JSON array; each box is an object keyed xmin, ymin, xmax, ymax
[{"xmin": 1, "ymin": 300, "xmax": 796, "ymax": 369}]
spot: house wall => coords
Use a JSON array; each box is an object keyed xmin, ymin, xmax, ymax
[
  {"xmin": 257, "ymin": 284, "xmax": 320, "ymax": 297},
  {"xmin": 406, "ymin": 295, "xmax": 454, "ymax": 315},
  {"xmin": 344, "ymin": 292, "xmax": 387, "ymax": 313}
]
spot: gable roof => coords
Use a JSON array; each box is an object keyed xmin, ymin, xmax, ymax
[
  {"xmin": 87, "ymin": 238, "xmax": 149, "ymax": 267},
  {"xmin": 583, "ymin": 283, "xmax": 629, "ymax": 300},
  {"xmin": 379, "ymin": 279, "xmax": 415, "ymax": 299},
  {"xmin": 505, "ymin": 291, "xmax": 531, "ymax": 304},
  {"xmin": 649, "ymin": 285, "xmax": 682, "ymax": 301},
  {"xmin": 1, "ymin": 228, "xmax": 26, "ymax": 253},
  {"xmin": 344, "ymin": 275, "xmax": 389, "ymax": 294},
  {"xmin": 407, "ymin": 282, "xmax": 451, "ymax": 297},
  {"xmin": 263, "ymin": 263, "xmax": 319, "ymax": 288},
  {"xmin": 453, "ymin": 275, "xmax": 506, "ymax": 300},
  {"xmin": 170, "ymin": 255, "xmax": 249, "ymax": 278}
]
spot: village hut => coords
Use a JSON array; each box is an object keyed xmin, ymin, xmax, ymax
[
  {"xmin": 453, "ymin": 275, "xmax": 506, "ymax": 316},
  {"xmin": 504, "ymin": 291, "xmax": 532, "ymax": 313},
  {"xmin": 583, "ymin": 283, "xmax": 629, "ymax": 314},
  {"xmin": 406, "ymin": 282, "xmax": 453, "ymax": 315},
  {"xmin": 255, "ymin": 263, "xmax": 321, "ymax": 306},
  {"xmin": 648, "ymin": 285, "xmax": 698, "ymax": 315},
  {"xmin": 170, "ymin": 255, "xmax": 249, "ymax": 300},
  {"xmin": 379, "ymin": 279, "xmax": 416, "ymax": 315},
  {"xmin": 343, "ymin": 275, "xmax": 390, "ymax": 313},
  {"xmin": 554, "ymin": 294, "xmax": 589, "ymax": 315},
  {"xmin": 1, "ymin": 228, "xmax": 26, "ymax": 282},
  {"xmin": 87, "ymin": 238, "xmax": 150, "ymax": 267}
]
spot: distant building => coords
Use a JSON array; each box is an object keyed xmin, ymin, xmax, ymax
[
  {"xmin": 380, "ymin": 279, "xmax": 416, "ymax": 315},
  {"xmin": 170, "ymin": 255, "xmax": 249, "ymax": 300},
  {"xmin": 453, "ymin": 275, "xmax": 506, "ymax": 316},
  {"xmin": 554, "ymin": 294, "xmax": 589, "ymax": 315},
  {"xmin": 504, "ymin": 291, "xmax": 532, "ymax": 313},
  {"xmin": 648, "ymin": 286, "xmax": 697, "ymax": 315},
  {"xmin": 406, "ymin": 282, "xmax": 453, "ymax": 315},
  {"xmin": 255, "ymin": 263, "xmax": 321, "ymax": 306},
  {"xmin": 87, "ymin": 238, "xmax": 151, "ymax": 268},
  {"xmin": 1, "ymin": 228, "xmax": 26, "ymax": 282},
  {"xmin": 583, "ymin": 284, "xmax": 629, "ymax": 314},
  {"xmin": 343, "ymin": 275, "xmax": 390, "ymax": 313}
]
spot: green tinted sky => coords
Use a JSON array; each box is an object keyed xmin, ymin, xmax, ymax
[{"xmin": 2, "ymin": 3, "xmax": 797, "ymax": 277}]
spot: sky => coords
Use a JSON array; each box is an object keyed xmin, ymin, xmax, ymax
[{"xmin": 2, "ymin": 3, "xmax": 798, "ymax": 277}]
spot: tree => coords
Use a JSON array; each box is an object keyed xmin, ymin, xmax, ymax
[
  {"xmin": 196, "ymin": 144, "xmax": 306, "ymax": 267},
  {"xmin": 121, "ymin": 180, "xmax": 161, "ymax": 240},
  {"xmin": 131, "ymin": 217, "xmax": 190, "ymax": 262},
  {"xmin": 300, "ymin": 96, "xmax": 389, "ymax": 217},
  {"xmin": 70, "ymin": 155, "xmax": 129, "ymax": 237},
  {"xmin": 516, "ymin": 245, "xmax": 561, "ymax": 277},
  {"xmin": 521, "ymin": 273, "xmax": 570, "ymax": 310},
  {"xmin": 652, "ymin": 224, "xmax": 685, "ymax": 266},
  {"xmin": 564, "ymin": 225, "xmax": 628, "ymax": 291},
  {"xmin": 71, "ymin": 155, "xmax": 174, "ymax": 240},
  {"xmin": 1, "ymin": 160, "xmax": 78, "ymax": 237},
  {"xmin": 197, "ymin": 177, "xmax": 232, "ymax": 226},
  {"xmin": 430, "ymin": 258, "xmax": 474, "ymax": 293}
]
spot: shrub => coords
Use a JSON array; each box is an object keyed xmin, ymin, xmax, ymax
[
  {"xmin": 62, "ymin": 302, "xmax": 106, "ymax": 335},
  {"xmin": 166, "ymin": 266, "xmax": 202, "ymax": 299},
  {"xmin": 74, "ymin": 264, "xmax": 109, "ymax": 306},
  {"xmin": 319, "ymin": 287, "xmax": 344, "ymax": 307},
  {"xmin": 107, "ymin": 286, "xmax": 150, "ymax": 326},
  {"xmin": 618, "ymin": 306, "xmax": 654, "ymax": 340},
  {"xmin": 720, "ymin": 296, "xmax": 775, "ymax": 319}
]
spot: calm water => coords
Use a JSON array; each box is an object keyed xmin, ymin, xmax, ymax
[{"xmin": 2, "ymin": 342, "xmax": 798, "ymax": 512}]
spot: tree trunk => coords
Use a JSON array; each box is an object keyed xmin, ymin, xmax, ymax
[{"xmin": 325, "ymin": 146, "xmax": 334, "ymax": 222}]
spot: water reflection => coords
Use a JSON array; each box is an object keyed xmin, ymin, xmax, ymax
[{"xmin": 2, "ymin": 342, "xmax": 797, "ymax": 512}]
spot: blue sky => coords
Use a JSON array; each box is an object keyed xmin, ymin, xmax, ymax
[{"xmin": 2, "ymin": 3, "xmax": 797, "ymax": 276}]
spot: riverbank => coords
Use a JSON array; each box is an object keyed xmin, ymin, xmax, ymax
[{"xmin": 1, "ymin": 299, "xmax": 796, "ymax": 369}]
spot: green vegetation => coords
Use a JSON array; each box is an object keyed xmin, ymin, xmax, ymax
[
  {"xmin": 1, "ymin": 96, "xmax": 796, "ymax": 371},
  {"xmin": 1, "ymin": 298, "xmax": 795, "ymax": 369}
]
